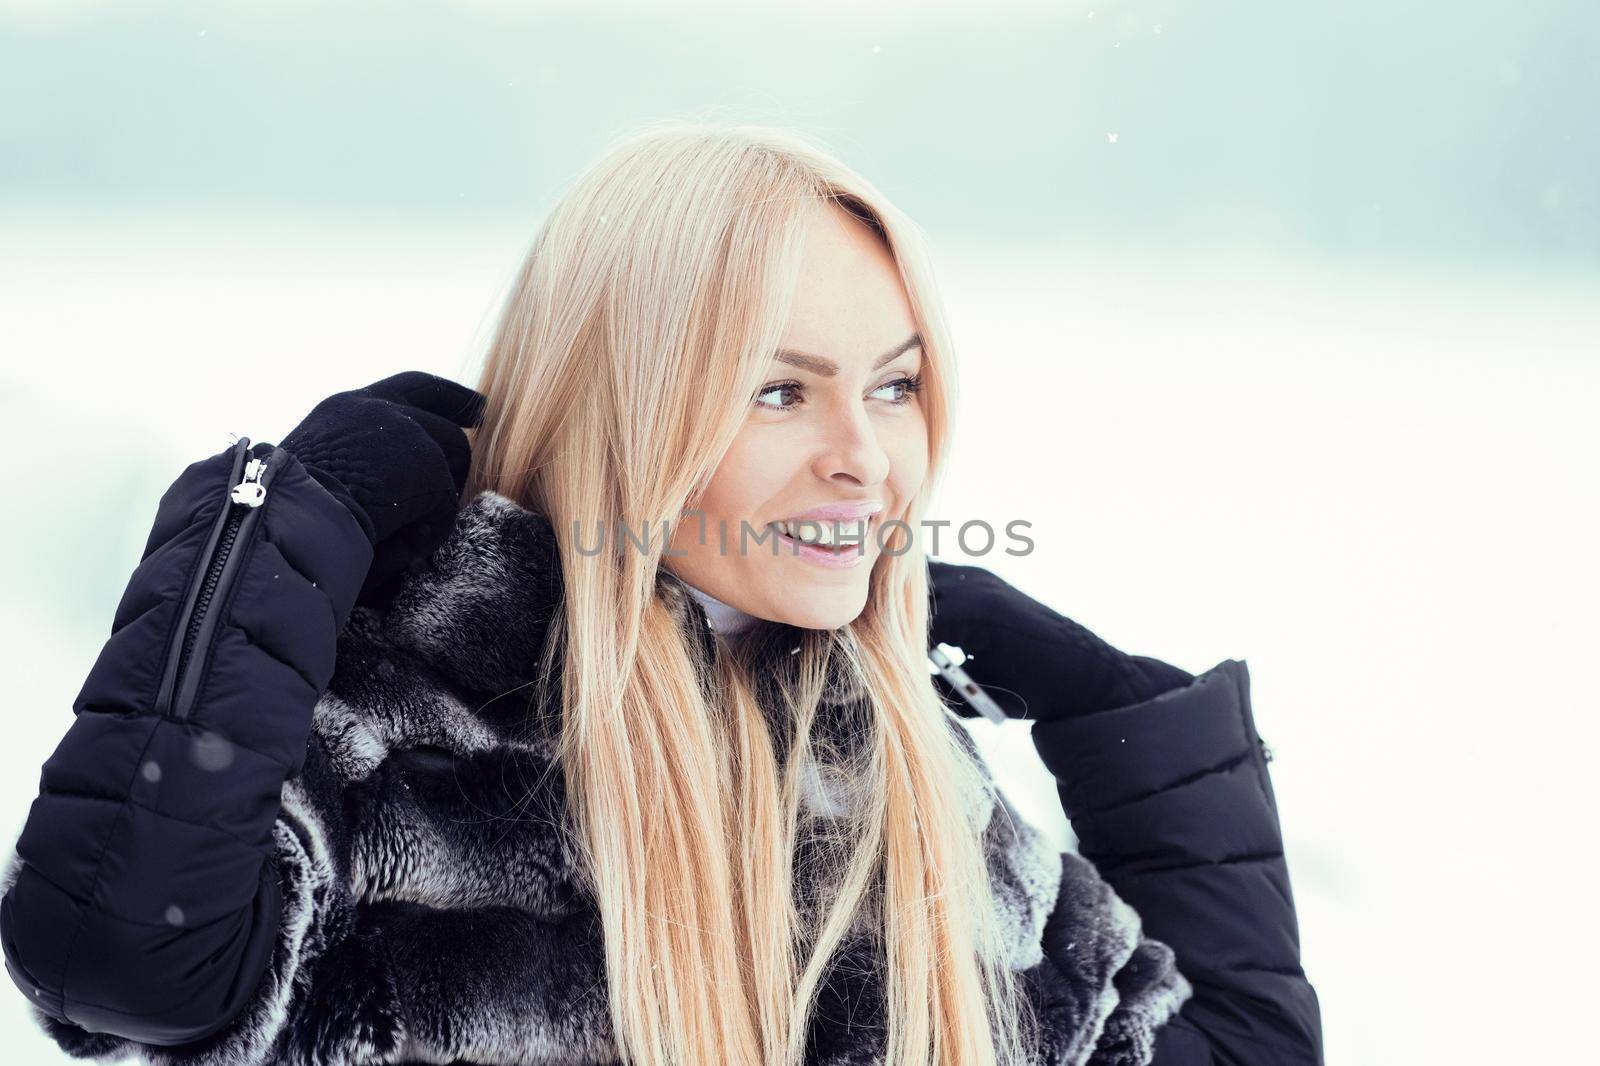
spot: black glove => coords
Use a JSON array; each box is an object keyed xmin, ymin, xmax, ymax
[
  {"xmin": 279, "ymin": 370, "xmax": 486, "ymax": 609},
  {"xmin": 927, "ymin": 560, "xmax": 1193, "ymax": 721}
]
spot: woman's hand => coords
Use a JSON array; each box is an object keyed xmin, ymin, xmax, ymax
[
  {"xmin": 280, "ymin": 370, "xmax": 486, "ymax": 608},
  {"xmin": 927, "ymin": 560, "xmax": 1193, "ymax": 721}
]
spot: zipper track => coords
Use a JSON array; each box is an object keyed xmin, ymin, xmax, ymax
[
  {"xmin": 155, "ymin": 437, "xmax": 277, "ymax": 720},
  {"xmin": 173, "ymin": 505, "xmax": 247, "ymax": 695}
]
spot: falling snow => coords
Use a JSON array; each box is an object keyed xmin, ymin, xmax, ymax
[{"xmin": 190, "ymin": 730, "xmax": 237, "ymax": 772}]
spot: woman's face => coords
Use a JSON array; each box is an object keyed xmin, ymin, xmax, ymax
[{"xmin": 665, "ymin": 202, "xmax": 929, "ymax": 631}]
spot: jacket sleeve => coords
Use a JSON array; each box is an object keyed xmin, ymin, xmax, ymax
[
  {"xmin": 1029, "ymin": 659, "xmax": 1324, "ymax": 1066},
  {"xmin": 0, "ymin": 437, "xmax": 373, "ymax": 1057}
]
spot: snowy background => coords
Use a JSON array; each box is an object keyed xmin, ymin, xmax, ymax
[{"xmin": 1, "ymin": 1, "xmax": 1596, "ymax": 1063}]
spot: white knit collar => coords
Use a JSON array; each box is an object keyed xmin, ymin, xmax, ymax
[{"xmin": 682, "ymin": 580, "xmax": 760, "ymax": 635}]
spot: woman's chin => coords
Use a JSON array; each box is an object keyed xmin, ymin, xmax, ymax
[{"xmin": 763, "ymin": 587, "xmax": 870, "ymax": 632}]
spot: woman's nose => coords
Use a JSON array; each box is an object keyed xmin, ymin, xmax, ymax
[{"xmin": 810, "ymin": 410, "xmax": 891, "ymax": 487}]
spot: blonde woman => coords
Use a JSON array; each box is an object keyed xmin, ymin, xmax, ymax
[{"xmin": 0, "ymin": 123, "xmax": 1321, "ymax": 1065}]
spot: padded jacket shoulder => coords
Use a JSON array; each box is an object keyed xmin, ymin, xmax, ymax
[
  {"xmin": 1030, "ymin": 659, "xmax": 1325, "ymax": 1065},
  {"xmin": 0, "ymin": 437, "xmax": 373, "ymax": 1047}
]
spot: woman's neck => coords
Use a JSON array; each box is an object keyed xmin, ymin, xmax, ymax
[{"xmin": 682, "ymin": 580, "xmax": 760, "ymax": 635}]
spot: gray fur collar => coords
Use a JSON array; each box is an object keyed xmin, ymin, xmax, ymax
[{"xmin": 26, "ymin": 489, "xmax": 1190, "ymax": 1066}]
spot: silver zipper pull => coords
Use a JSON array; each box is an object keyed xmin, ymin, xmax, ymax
[
  {"xmin": 929, "ymin": 643, "xmax": 1008, "ymax": 724},
  {"xmin": 230, "ymin": 456, "xmax": 268, "ymax": 508}
]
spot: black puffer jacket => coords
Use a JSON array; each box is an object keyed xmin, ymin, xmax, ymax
[{"xmin": 1, "ymin": 436, "xmax": 1321, "ymax": 1064}]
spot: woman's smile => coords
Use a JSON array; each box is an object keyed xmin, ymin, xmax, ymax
[{"xmin": 766, "ymin": 514, "xmax": 879, "ymax": 568}]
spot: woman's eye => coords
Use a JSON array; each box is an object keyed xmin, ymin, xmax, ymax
[
  {"xmin": 753, "ymin": 382, "xmax": 802, "ymax": 410},
  {"xmin": 754, "ymin": 374, "xmax": 923, "ymax": 413},
  {"xmin": 871, "ymin": 375, "xmax": 923, "ymax": 405}
]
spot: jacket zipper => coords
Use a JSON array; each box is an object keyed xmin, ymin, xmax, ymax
[
  {"xmin": 928, "ymin": 643, "xmax": 1007, "ymax": 723},
  {"xmin": 156, "ymin": 437, "xmax": 276, "ymax": 720}
]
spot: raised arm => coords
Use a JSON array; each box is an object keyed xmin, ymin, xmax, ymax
[
  {"xmin": 0, "ymin": 437, "xmax": 373, "ymax": 1045},
  {"xmin": 0, "ymin": 371, "xmax": 483, "ymax": 1055},
  {"xmin": 928, "ymin": 560, "xmax": 1324, "ymax": 1064}
]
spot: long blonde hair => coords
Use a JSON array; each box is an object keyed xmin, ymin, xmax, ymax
[{"xmin": 460, "ymin": 119, "xmax": 1036, "ymax": 1066}]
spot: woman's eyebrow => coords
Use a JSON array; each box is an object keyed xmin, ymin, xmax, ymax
[{"xmin": 773, "ymin": 332, "xmax": 923, "ymax": 377}]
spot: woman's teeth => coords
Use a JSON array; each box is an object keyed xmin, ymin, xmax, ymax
[{"xmin": 769, "ymin": 517, "xmax": 872, "ymax": 549}]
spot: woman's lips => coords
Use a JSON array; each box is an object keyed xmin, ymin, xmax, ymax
[{"xmin": 766, "ymin": 516, "xmax": 876, "ymax": 569}]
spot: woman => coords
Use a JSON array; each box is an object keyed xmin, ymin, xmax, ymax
[{"xmin": 0, "ymin": 123, "xmax": 1320, "ymax": 1065}]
